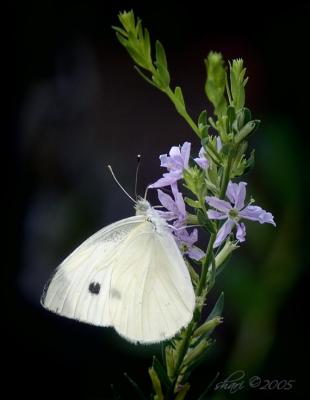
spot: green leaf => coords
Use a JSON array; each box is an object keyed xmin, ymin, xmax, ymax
[
  {"xmin": 175, "ymin": 383, "xmax": 190, "ymax": 400},
  {"xmin": 236, "ymin": 107, "xmax": 252, "ymax": 130},
  {"xmin": 155, "ymin": 64, "xmax": 170, "ymax": 88},
  {"xmin": 165, "ymin": 345, "xmax": 176, "ymax": 381},
  {"xmin": 198, "ymin": 110, "xmax": 209, "ymax": 138},
  {"xmin": 198, "ymin": 110, "xmax": 207, "ymax": 126},
  {"xmin": 152, "ymin": 356, "xmax": 171, "ymax": 389},
  {"xmin": 207, "ymin": 250, "xmax": 216, "ymax": 290},
  {"xmin": 174, "ymin": 86, "xmax": 185, "ymax": 108},
  {"xmin": 111, "ymin": 25, "xmax": 128, "ymax": 37},
  {"xmin": 205, "ymin": 52, "xmax": 227, "ymax": 116},
  {"xmin": 207, "ymin": 292, "xmax": 224, "ymax": 322},
  {"xmin": 134, "ymin": 66, "xmax": 157, "ymax": 87},
  {"xmin": 173, "ymin": 86, "xmax": 186, "ymax": 113},
  {"xmin": 229, "ymin": 58, "xmax": 248, "ymax": 111},
  {"xmin": 193, "ymin": 316, "xmax": 223, "ymax": 338},
  {"xmin": 124, "ymin": 373, "xmax": 147, "ymax": 400},
  {"xmin": 197, "ymin": 209, "xmax": 216, "ymax": 234},
  {"xmin": 243, "ymin": 149, "xmax": 255, "ymax": 174},
  {"xmin": 227, "ymin": 105, "xmax": 236, "ymax": 132},
  {"xmin": 155, "ymin": 40, "xmax": 168, "ymax": 69},
  {"xmin": 143, "ymin": 28, "xmax": 151, "ymax": 64},
  {"xmin": 187, "ymin": 261, "xmax": 199, "ymax": 287},
  {"xmin": 117, "ymin": 10, "xmax": 135, "ymax": 33},
  {"xmin": 118, "ymin": 37, "xmax": 149, "ymax": 70},
  {"xmin": 154, "ymin": 41, "xmax": 170, "ymax": 87},
  {"xmin": 214, "ymin": 239, "xmax": 239, "ymax": 275},
  {"xmin": 184, "ymin": 197, "xmax": 202, "ymax": 209},
  {"xmin": 183, "ymin": 338, "xmax": 211, "ymax": 369},
  {"xmin": 148, "ymin": 367, "xmax": 164, "ymax": 400},
  {"xmin": 115, "ymin": 31, "xmax": 129, "ymax": 48},
  {"xmin": 243, "ymin": 107, "xmax": 252, "ymax": 125},
  {"xmin": 234, "ymin": 120, "xmax": 260, "ymax": 143}
]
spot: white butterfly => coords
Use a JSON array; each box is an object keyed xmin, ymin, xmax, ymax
[{"xmin": 41, "ymin": 198, "xmax": 195, "ymax": 344}]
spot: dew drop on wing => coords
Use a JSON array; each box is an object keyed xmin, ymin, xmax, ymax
[{"xmin": 89, "ymin": 282, "xmax": 101, "ymax": 295}]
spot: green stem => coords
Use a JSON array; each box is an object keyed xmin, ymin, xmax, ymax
[
  {"xmin": 167, "ymin": 232, "xmax": 216, "ymax": 398},
  {"xmin": 165, "ymin": 87, "xmax": 201, "ymax": 137},
  {"xmin": 196, "ymin": 233, "xmax": 216, "ymax": 296},
  {"xmin": 171, "ymin": 321, "xmax": 195, "ymax": 382}
]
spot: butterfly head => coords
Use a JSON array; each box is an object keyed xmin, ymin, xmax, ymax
[{"xmin": 135, "ymin": 198, "xmax": 169, "ymax": 233}]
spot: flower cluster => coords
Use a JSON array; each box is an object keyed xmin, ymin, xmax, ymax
[
  {"xmin": 150, "ymin": 141, "xmax": 275, "ymax": 254},
  {"xmin": 149, "ymin": 142, "xmax": 204, "ymax": 260}
]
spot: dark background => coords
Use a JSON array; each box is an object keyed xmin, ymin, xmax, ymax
[{"xmin": 10, "ymin": 1, "xmax": 307, "ymax": 399}]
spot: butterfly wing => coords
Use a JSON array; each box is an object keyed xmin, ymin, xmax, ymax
[
  {"xmin": 41, "ymin": 216, "xmax": 144, "ymax": 327},
  {"xmin": 109, "ymin": 221, "xmax": 195, "ymax": 343}
]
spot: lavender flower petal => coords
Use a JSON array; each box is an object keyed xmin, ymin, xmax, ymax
[
  {"xmin": 174, "ymin": 190, "xmax": 186, "ymax": 219},
  {"xmin": 213, "ymin": 219, "xmax": 234, "ymax": 248},
  {"xmin": 226, "ymin": 181, "xmax": 247, "ymax": 209},
  {"xmin": 180, "ymin": 141, "xmax": 191, "ymax": 168},
  {"xmin": 194, "ymin": 157, "xmax": 209, "ymax": 169},
  {"xmin": 236, "ymin": 222, "xmax": 246, "ymax": 242},
  {"xmin": 194, "ymin": 147, "xmax": 209, "ymax": 170},
  {"xmin": 207, "ymin": 210, "xmax": 227, "ymax": 220},
  {"xmin": 239, "ymin": 205, "xmax": 276, "ymax": 226},
  {"xmin": 157, "ymin": 210, "xmax": 176, "ymax": 221},
  {"xmin": 159, "ymin": 154, "xmax": 170, "ymax": 168},
  {"xmin": 188, "ymin": 246, "xmax": 205, "ymax": 261},
  {"xmin": 206, "ymin": 196, "xmax": 232, "ymax": 213},
  {"xmin": 157, "ymin": 189, "xmax": 177, "ymax": 213},
  {"xmin": 157, "ymin": 189, "xmax": 186, "ymax": 224},
  {"xmin": 150, "ymin": 142, "xmax": 191, "ymax": 189},
  {"xmin": 149, "ymin": 171, "xmax": 182, "ymax": 189},
  {"xmin": 235, "ymin": 182, "xmax": 247, "ymax": 210},
  {"xmin": 176, "ymin": 228, "xmax": 198, "ymax": 246}
]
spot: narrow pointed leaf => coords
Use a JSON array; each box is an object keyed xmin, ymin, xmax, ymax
[
  {"xmin": 152, "ymin": 356, "xmax": 171, "ymax": 389},
  {"xmin": 193, "ymin": 316, "xmax": 223, "ymax": 338},
  {"xmin": 155, "ymin": 40, "xmax": 168, "ymax": 68},
  {"xmin": 174, "ymin": 86, "xmax": 185, "ymax": 107},
  {"xmin": 124, "ymin": 373, "xmax": 147, "ymax": 400},
  {"xmin": 148, "ymin": 367, "xmax": 164, "ymax": 400},
  {"xmin": 207, "ymin": 292, "xmax": 224, "ymax": 322}
]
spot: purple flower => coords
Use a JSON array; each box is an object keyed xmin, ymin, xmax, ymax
[
  {"xmin": 175, "ymin": 228, "xmax": 205, "ymax": 261},
  {"xmin": 206, "ymin": 181, "xmax": 276, "ymax": 248},
  {"xmin": 157, "ymin": 189, "xmax": 186, "ymax": 225},
  {"xmin": 194, "ymin": 147, "xmax": 209, "ymax": 169},
  {"xmin": 157, "ymin": 188, "xmax": 204, "ymax": 261},
  {"xmin": 149, "ymin": 142, "xmax": 191, "ymax": 189}
]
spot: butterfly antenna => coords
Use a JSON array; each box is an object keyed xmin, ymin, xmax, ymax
[
  {"xmin": 107, "ymin": 165, "xmax": 136, "ymax": 203},
  {"xmin": 135, "ymin": 154, "xmax": 141, "ymax": 200},
  {"xmin": 144, "ymin": 185, "xmax": 149, "ymax": 200}
]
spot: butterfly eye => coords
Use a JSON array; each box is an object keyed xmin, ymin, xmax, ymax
[{"xmin": 89, "ymin": 282, "xmax": 101, "ymax": 295}]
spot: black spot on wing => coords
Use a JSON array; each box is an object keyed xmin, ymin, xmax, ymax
[{"xmin": 89, "ymin": 282, "xmax": 101, "ymax": 295}]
